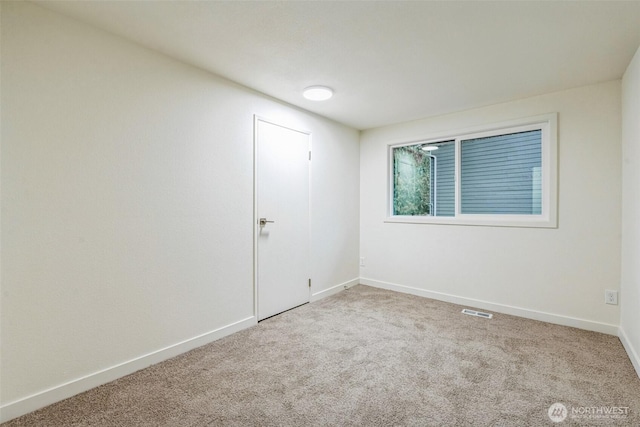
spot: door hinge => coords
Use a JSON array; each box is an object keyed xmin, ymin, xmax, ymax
[
  {"xmin": 308, "ymin": 278, "xmax": 311, "ymax": 288},
  {"xmin": 309, "ymin": 151, "xmax": 311, "ymax": 161}
]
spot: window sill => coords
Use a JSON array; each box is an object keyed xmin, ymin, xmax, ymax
[{"xmin": 385, "ymin": 215, "xmax": 557, "ymax": 229}]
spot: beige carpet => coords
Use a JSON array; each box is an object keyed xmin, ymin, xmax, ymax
[{"xmin": 4, "ymin": 285, "xmax": 640, "ymax": 426}]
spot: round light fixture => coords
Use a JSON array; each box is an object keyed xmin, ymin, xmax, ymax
[
  {"xmin": 421, "ymin": 145, "xmax": 439, "ymax": 151},
  {"xmin": 303, "ymin": 86, "xmax": 333, "ymax": 101}
]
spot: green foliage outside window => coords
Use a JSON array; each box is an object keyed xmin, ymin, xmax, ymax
[{"xmin": 393, "ymin": 146, "xmax": 432, "ymax": 216}]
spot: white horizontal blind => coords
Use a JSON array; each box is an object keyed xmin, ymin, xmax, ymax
[{"xmin": 460, "ymin": 130, "xmax": 542, "ymax": 215}]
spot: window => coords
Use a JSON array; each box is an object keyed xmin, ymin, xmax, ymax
[
  {"xmin": 392, "ymin": 140, "xmax": 455, "ymax": 217},
  {"xmin": 388, "ymin": 114, "xmax": 557, "ymax": 228}
]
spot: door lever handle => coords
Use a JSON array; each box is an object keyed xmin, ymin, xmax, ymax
[{"xmin": 259, "ymin": 218, "xmax": 275, "ymax": 226}]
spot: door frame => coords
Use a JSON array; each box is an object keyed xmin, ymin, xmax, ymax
[{"xmin": 253, "ymin": 115, "xmax": 312, "ymax": 320}]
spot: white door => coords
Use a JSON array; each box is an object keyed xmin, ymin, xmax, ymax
[{"xmin": 256, "ymin": 118, "xmax": 310, "ymax": 321}]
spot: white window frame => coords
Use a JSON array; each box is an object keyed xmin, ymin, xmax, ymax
[{"xmin": 386, "ymin": 113, "xmax": 558, "ymax": 228}]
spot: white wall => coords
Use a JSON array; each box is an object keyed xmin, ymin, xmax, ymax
[
  {"xmin": 360, "ymin": 81, "xmax": 622, "ymax": 333},
  {"xmin": 621, "ymin": 45, "xmax": 640, "ymax": 377},
  {"xmin": 0, "ymin": 1, "xmax": 359, "ymax": 421}
]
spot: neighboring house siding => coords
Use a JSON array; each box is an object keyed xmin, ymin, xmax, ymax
[
  {"xmin": 433, "ymin": 141, "xmax": 455, "ymax": 217},
  {"xmin": 461, "ymin": 130, "xmax": 542, "ymax": 215}
]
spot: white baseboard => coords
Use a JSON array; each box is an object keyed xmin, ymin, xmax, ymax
[
  {"xmin": 0, "ymin": 316, "xmax": 256, "ymax": 424},
  {"xmin": 2, "ymin": 277, "xmax": 359, "ymax": 423},
  {"xmin": 4, "ymin": 280, "xmax": 632, "ymax": 423},
  {"xmin": 311, "ymin": 277, "xmax": 359, "ymax": 302},
  {"xmin": 618, "ymin": 327, "xmax": 640, "ymax": 379},
  {"xmin": 360, "ymin": 278, "xmax": 619, "ymax": 335}
]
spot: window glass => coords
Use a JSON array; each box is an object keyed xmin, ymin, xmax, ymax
[
  {"xmin": 461, "ymin": 130, "xmax": 541, "ymax": 215},
  {"xmin": 392, "ymin": 140, "xmax": 455, "ymax": 217},
  {"xmin": 392, "ymin": 145, "xmax": 433, "ymax": 216},
  {"xmin": 432, "ymin": 140, "xmax": 455, "ymax": 217}
]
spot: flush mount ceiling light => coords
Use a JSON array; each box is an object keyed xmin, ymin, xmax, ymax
[
  {"xmin": 303, "ymin": 86, "xmax": 333, "ymax": 101},
  {"xmin": 421, "ymin": 145, "xmax": 439, "ymax": 151}
]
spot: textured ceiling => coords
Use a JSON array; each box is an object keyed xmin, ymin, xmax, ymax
[{"xmin": 35, "ymin": 1, "xmax": 640, "ymax": 130}]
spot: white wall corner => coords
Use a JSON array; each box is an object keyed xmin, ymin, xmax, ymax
[
  {"xmin": 619, "ymin": 326, "xmax": 640, "ymax": 380},
  {"xmin": 310, "ymin": 278, "xmax": 360, "ymax": 302},
  {"xmin": 0, "ymin": 316, "xmax": 256, "ymax": 424}
]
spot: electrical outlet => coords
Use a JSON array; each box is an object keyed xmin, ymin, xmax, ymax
[
  {"xmin": 605, "ymin": 290, "xmax": 618, "ymax": 305},
  {"xmin": 359, "ymin": 257, "xmax": 365, "ymax": 267}
]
